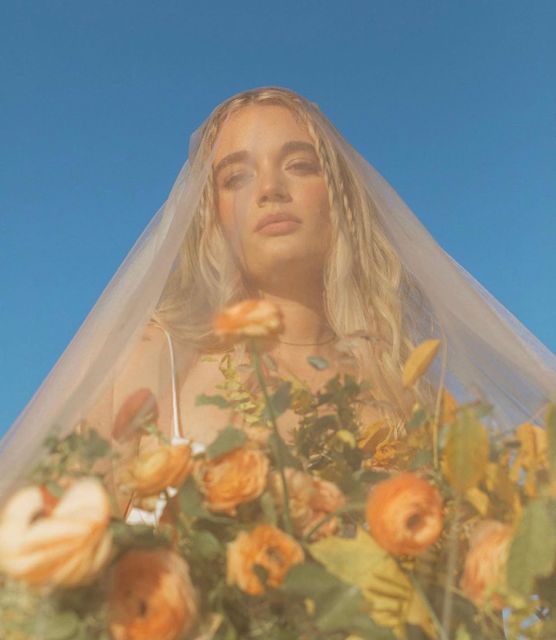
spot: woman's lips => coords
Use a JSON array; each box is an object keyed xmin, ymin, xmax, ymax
[
  {"xmin": 257, "ymin": 219, "xmax": 301, "ymax": 235},
  {"xmin": 255, "ymin": 212, "xmax": 301, "ymax": 235}
]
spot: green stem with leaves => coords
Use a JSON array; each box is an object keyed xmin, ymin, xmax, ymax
[{"xmin": 249, "ymin": 339, "xmax": 293, "ymax": 535}]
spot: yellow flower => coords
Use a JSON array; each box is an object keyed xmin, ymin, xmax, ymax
[
  {"xmin": 441, "ymin": 388, "xmax": 458, "ymax": 425},
  {"xmin": 227, "ymin": 524, "xmax": 304, "ymax": 595},
  {"xmin": 214, "ymin": 299, "xmax": 284, "ymax": 341},
  {"xmin": 366, "ymin": 473, "xmax": 443, "ymax": 556},
  {"xmin": 195, "ymin": 447, "xmax": 269, "ymax": 515},
  {"xmin": 0, "ymin": 478, "xmax": 112, "ymax": 586},
  {"xmin": 357, "ymin": 419, "xmax": 390, "ymax": 454},
  {"xmin": 460, "ymin": 520, "xmax": 513, "ymax": 609},
  {"xmin": 270, "ymin": 468, "xmax": 346, "ymax": 540},
  {"xmin": 119, "ymin": 444, "xmax": 194, "ymax": 500},
  {"xmin": 402, "ymin": 339, "xmax": 441, "ymax": 387},
  {"xmin": 108, "ymin": 548, "xmax": 198, "ymax": 640},
  {"xmin": 366, "ymin": 439, "xmax": 411, "ymax": 471}
]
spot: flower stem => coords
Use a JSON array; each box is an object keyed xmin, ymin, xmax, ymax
[{"xmin": 249, "ymin": 339, "xmax": 294, "ymax": 535}]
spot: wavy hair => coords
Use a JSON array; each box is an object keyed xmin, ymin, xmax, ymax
[{"xmin": 153, "ymin": 87, "xmax": 432, "ymax": 419}]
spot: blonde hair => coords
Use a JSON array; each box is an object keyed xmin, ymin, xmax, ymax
[{"xmin": 153, "ymin": 87, "xmax": 429, "ymax": 419}]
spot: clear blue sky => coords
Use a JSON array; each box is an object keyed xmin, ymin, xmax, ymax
[{"xmin": 1, "ymin": 1, "xmax": 555, "ymax": 435}]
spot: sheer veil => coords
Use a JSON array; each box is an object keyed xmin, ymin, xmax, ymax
[{"xmin": 0, "ymin": 86, "xmax": 554, "ymax": 502}]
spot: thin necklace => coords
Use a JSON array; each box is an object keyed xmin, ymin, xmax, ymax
[{"xmin": 276, "ymin": 333, "xmax": 337, "ymax": 347}]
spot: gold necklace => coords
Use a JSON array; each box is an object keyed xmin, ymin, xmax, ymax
[{"xmin": 276, "ymin": 333, "xmax": 337, "ymax": 347}]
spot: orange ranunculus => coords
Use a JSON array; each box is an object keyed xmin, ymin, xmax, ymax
[
  {"xmin": 195, "ymin": 447, "xmax": 269, "ymax": 515},
  {"xmin": 214, "ymin": 299, "xmax": 284, "ymax": 340},
  {"xmin": 366, "ymin": 472, "xmax": 443, "ymax": 556},
  {"xmin": 227, "ymin": 524, "xmax": 304, "ymax": 595},
  {"xmin": 0, "ymin": 478, "xmax": 112, "ymax": 586},
  {"xmin": 460, "ymin": 520, "xmax": 513, "ymax": 609},
  {"xmin": 119, "ymin": 443, "xmax": 193, "ymax": 499},
  {"xmin": 270, "ymin": 468, "xmax": 345, "ymax": 540},
  {"xmin": 112, "ymin": 388, "xmax": 159, "ymax": 441},
  {"xmin": 108, "ymin": 547, "xmax": 198, "ymax": 640}
]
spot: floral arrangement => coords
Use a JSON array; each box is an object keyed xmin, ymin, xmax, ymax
[{"xmin": 1, "ymin": 299, "xmax": 556, "ymax": 640}]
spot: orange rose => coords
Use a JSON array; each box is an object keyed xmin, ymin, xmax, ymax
[
  {"xmin": 112, "ymin": 388, "xmax": 159, "ymax": 441},
  {"xmin": 460, "ymin": 520, "xmax": 513, "ymax": 609},
  {"xmin": 108, "ymin": 547, "xmax": 198, "ymax": 640},
  {"xmin": 366, "ymin": 472, "xmax": 443, "ymax": 556},
  {"xmin": 214, "ymin": 299, "xmax": 284, "ymax": 340},
  {"xmin": 0, "ymin": 478, "xmax": 112, "ymax": 586},
  {"xmin": 119, "ymin": 444, "xmax": 193, "ymax": 499},
  {"xmin": 195, "ymin": 447, "xmax": 269, "ymax": 515},
  {"xmin": 227, "ymin": 524, "xmax": 304, "ymax": 595},
  {"xmin": 270, "ymin": 468, "xmax": 345, "ymax": 540}
]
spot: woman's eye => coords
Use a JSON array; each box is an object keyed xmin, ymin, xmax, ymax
[
  {"xmin": 222, "ymin": 172, "xmax": 251, "ymax": 190},
  {"xmin": 288, "ymin": 160, "xmax": 319, "ymax": 174}
]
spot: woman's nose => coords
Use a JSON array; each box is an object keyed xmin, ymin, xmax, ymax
[{"xmin": 256, "ymin": 168, "xmax": 291, "ymax": 206}]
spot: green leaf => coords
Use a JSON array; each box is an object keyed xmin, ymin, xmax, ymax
[
  {"xmin": 316, "ymin": 585, "xmax": 394, "ymax": 639},
  {"xmin": 546, "ymin": 404, "xmax": 556, "ymax": 483},
  {"xmin": 307, "ymin": 356, "xmax": 329, "ymax": 370},
  {"xmin": 262, "ymin": 382, "xmax": 292, "ymax": 420},
  {"xmin": 177, "ymin": 477, "xmax": 210, "ymax": 518},
  {"xmin": 309, "ymin": 527, "xmax": 434, "ymax": 635},
  {"xmin": 206, "ymin": 426, "xmax": 246, "ymax": 460},
  {"xmin": 260, "ymin": 491, "xmax": 278, "ymax": 526},
  {"xmin": 177, "ymin": 478, "xmax": 233, "ymax": 524},
  {"xmin": 190, "ymin": 529, "xmax": 223, "ymax": 561},
  {"xmin": 43, "ymin": 611, "xmax": 80, "ymax": 640},
  {"xmin": 281, "ymin": 563, "xmax": 395, "ymax": 639},
  {"xmin": 443, "ymin": 408, "xmax": 489, "ymax": 492},
  {"xmin": 281, "ymin": 562, "xmax": 345, "ymax": 598},
  {"xmin": 196, "ymin": 393, "xmax": 231, "ymax": 409},
  {"xmin": 507, "ymin": 498, "xmax": 556, "ymax": 595}
]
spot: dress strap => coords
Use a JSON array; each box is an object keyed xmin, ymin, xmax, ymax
[{"xmin": 160, "ymin": 327, "xmax": 183, "ymax": 441}]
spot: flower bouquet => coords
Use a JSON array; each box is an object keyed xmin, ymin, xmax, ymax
[{"xmin": 1, "ymin": 300, "xmax": 556, "ymax": 640}]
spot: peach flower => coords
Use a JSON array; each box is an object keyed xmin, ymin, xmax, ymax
[
  {"xmin": 366, "ymin": 472, "xmax": 443, "ymax": 556},
  {"xmin": 460, "ymin": 520, "xmax": 513, "ymax": 609},
  {"xmin": 195, "ymin": 447, "xmax": 269, "ymax": 515},
  {"xmin": 214, "ymin": 299, "xmax": 284, "ymax": 340},
  {"xmin": 270, "ymin": 468, "xmax": 345, "ymax": 540},
  {"xmin": 0, "ymin": 477, "xmax": 112, "ymax": 586},
  {"xmin": 119, "ymin": 444, "xmax": 193, "ymax": 499},
  {"xmin": 227, "ymin": 524, "xmax": 304, "ymax": 595},
  {"xmin": 108, "ymin": 547, "xmax": 198, "ymax": 640}
]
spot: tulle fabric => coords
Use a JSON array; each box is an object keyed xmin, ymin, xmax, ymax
[{"xmin": 0, "ymin": 86, "xmax": 554, "ymax": 497}]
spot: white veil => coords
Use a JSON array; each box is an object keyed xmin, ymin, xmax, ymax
[{"xmin": 0, "ymin": 86, "xmax": 554, "ymax": 501}]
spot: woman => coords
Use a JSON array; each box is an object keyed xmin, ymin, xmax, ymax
[
  {"xmin": 1, "ymin": 87, "xmax": 555, "ymax": 639},
  {"xmin": 1, "ymin": 86, "xmax": 554, "ymax": 494}
]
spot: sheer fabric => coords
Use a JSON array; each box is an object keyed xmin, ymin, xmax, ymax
[
  {"xmin": 1, "ymin": 87, "xmax": 553, "ymax": 501},
  {"xmin": 0, "ymin": 87, "xmax": 555, "ymax": 639}
]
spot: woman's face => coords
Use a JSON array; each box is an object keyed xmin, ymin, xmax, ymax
[{"xmin": 212, "ymin": 104, "xmax": 332, "ymax": 288}]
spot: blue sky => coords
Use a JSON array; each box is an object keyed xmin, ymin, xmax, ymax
[{"xmin": 1, "ymin": 1, "xmax": 555, "ymax": 435}]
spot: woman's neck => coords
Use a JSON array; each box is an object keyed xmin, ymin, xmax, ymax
[{"xmin": 256, "ymin": 288, "xmax": 333, "ymax": 346}]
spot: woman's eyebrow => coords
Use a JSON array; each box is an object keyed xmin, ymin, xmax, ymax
[{"xmin": 214, "ymin": 140, "xmax": 317, "ymax": 177}]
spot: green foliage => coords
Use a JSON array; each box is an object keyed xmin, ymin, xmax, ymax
[
  {"xmin": 443, "ymin": 407, "xmax": 489, "ymax": 492},
  {"xmin": 507, "ymin": 498, "xmax": 556, "ymax": 595},
  {"xmin": 206, "ymin": 426, "xmax": 247, "ymax": 460},
  {"xmin": 28, "ymin": 427, "xmax": 113, "ymax": 485},
  {"xmin": 196, "ymin": 393, "xmax": 232, "ymax": 409}
]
